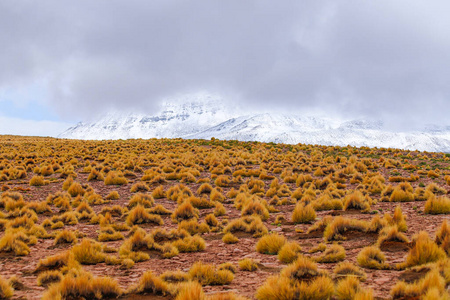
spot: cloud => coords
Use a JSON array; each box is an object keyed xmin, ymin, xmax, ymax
[
  {"xmin": 0, "ymin": 116, "xmax": 74, "ymax": 137},
  {"xmin": 1, "ymin": 1, "xmax": 450, "ymax": 129}
]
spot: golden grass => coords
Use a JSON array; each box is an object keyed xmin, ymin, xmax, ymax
[
  {"xmin": 334, "ymin": 261, "xmax": 367, "ymax": 281},
  {"xmin": 172, "ymin": 235, "xmax": 206, "ymax": 253},
  {"xmin": 278, "ymin": 241, "xmax": 302, "ymax": 264},
  {"xmin": 0, "ymin": 276, "xmax": 13, "ymax": 299},
  {"xmin": 71, "ymin": 238, "xmax": 107, "ymax": 265},
  {"xmin": 37, "ymin": 270, "xmax": 62, "ymax": 287},
  {"xmin": 335, "ymin": 276, "xmax": 361, "ymax": 300},
  {"xmin": 172, "ymin": 200, "xmax": 199, "ymax": 222},
  {"xmin": 255, "ymin": 233, "xmax": 286, "ymax": 255},
  {"xmin": 238, "ymin": 258, "xmax": 259, "ymax": 271},
  {"xmin": 323, "ymin": 216, "xmax": 368, "ymax": 241},
  {"xmin": 104, "ymin": 171, "xmax": 128, "ymax": 185},
  {"xmin": 128, "ymin": 271, "xmax": 169, "ymax": 295},
  {"xmin": 292, "ymin": 203, "xmax": 316, "ymax": 224},
  {"xmin": 126, "ymin": 205, "xmax": 163, "ymax": 226},
  {"xmin": 315, "ymin": 244, "xmax": 346, "ymax": 263},
  {"xmin": 390, "ymin": 269, "xmax": 447, "ymax": 299},
  {"xmin": 222, "ymin": 232, "xmax": 239, "ymax": 244},
  {"xmin": 399, "ymin": 231, "xmax": 446, "ymax": 269},
  {"xmin": 424, "ymin": 195, "xmax": 450, "ymax": 214},
  {"xmin": 189, "ymin": 261, "xmax": 234, "ymax": 285},
  {"xmin": 356, "ymin": 246, "xmax": 389, "ymax": 269},
  {"xmin": 42, "ymin": 270, "xmax": 122, "ymax": 299},
  {"xmin": 54, "ymin": 229, "xmax": 78, "ymax": 245}
]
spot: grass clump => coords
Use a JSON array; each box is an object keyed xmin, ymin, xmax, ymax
[
  {"xmin": 105, "ymin": 191, "xmax": 120, "ymax": 200},
  {"xmin": 126, "ymin": 205, "xmax": 163, "ymax": 226},
  {"xmin": 398, "ymin": 231, "xmax": 446, "ymax": 269},
  {"xmin": 255, "ymin": 233, "xmax": 286, "ymax": 255},
  {"xmin": 315, "ymin": 244, "xmax": 346, "ymax": 263},
  {"xmin": 277, "ymin": 241, "xmax": 302, "ymax": 264},
  {"xmin": 104, "ymin": 171, "xmax": 128, "ymax": 185},
  {"xmin": 238, "ymin": 258, "xmax": 259, "ymax": 271},
  {"xmin": 178, "ymin": 219, "xmax": 210, "ymax": 235},
  {"xmin": 0, "ymin": 276, "xmax": 13, "ymax": 299},
  {"xmin": 343, "ymin": 191, "xmax": 370, "ymax": 212},
  {"xmin": 42, "ymin": 270, "xmax": 122, "ymax": 300},
  {"xmin": 333, "ymin": 261, "xmax": 367, "ymax": 281},
  {"xmin": 223, "ymin": 216, "xmax": 268, "ymax": 238},
  {"xmin": 71, "ymin": 239, "xmax": 107, "ymax": 265},
  {"xmin": 172, "ymin": 235, "xmax": 206, "ymax": 253},
  {"xmin": 335, "ymin": 276, "xmax": 362, "ymax": 300},
  {"xmin": 435, "ymin": 220, "xmax": 450, "ymax": 254},
  {"xmin": 424, "ymin": 195, "xmax": 450, "ymax": 214},
  {"xmin": 160, "ymin": 270, "xmax": 189, "ymax": 283},
  {"xmin": 29, "ymin": 175, "xmax": 46, "ymax": 186},
  {"xmin": 128, "ymin": 271, "xmax": 169, "ymax": 295},
  {"xmin": 0, "ymin": 229, "xmax": 33, "ymax": 256},
  {"xmin": 323, "ymin": 216, "xmax": 368, "ymax": 241},
  {"xmin": 172, "ymin": 201, "xmax": 199, "ymax": 222},
  {"xmin": 37, "ymin": 270, "xmax": 63, "ymax": 287},
  {"xmin": 390, "ymin": 269, "xmax": 447, "ymax": 299},
  {"xmin": 356, "ymin": 246, "xmax": 389, "ymax": 270},
  {"xmin": 189, "ymin": 261, "xmax": 234, "ymax": 285},
  {"xmin": 128, "ymin": 193, "xmax": 154, "ymax": 208},
  {"xmin": 257, "ymin": 255, "xmax": 333, "ymax": 300},
  {"xmin": 54, "ymin": 229, "xmax": 78, "ymax": 245},
  {"xmin": 377, "ymin": 225, "xmax": 409, "ymax": 247},
  {"xmin": 222, "ymin": 232, "xmax": 239, "ymax": 244},
  {"xmin": 292, "ymin": 203, "xmax": 316, "ymax": 224}
]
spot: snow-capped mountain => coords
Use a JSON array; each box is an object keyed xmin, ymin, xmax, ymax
[
  {"xmin": 59, "ymin": 93, "xmax": 235, "ymax": 140},
  {"xmin": 59, "ymin": 94, "xmax": 450, "ymax": 153}
]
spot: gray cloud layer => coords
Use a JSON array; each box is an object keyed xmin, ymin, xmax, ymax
[{"xmin": 1, "ymin": 1, "xmax": 450, "ymax": 129}]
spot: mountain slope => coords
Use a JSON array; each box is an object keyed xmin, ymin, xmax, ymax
[
  {"xmin": 59, "ymin": 94, "xmax": 233, "ymax": 140},
  {"xmin": 59, "ymin": 98, "xmax": 450, "ymax": 153}
]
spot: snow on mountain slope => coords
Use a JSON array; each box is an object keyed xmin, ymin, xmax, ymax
[
  {"xmin": 59, "ymin": 93, "xmax": 234, "ymax": 140},
  {"xmin": 59, "ymin": 95, "xmax": 450, "ymax": 153},
  {"xmin": 189, "ymin": 114, "xmax": 450, "ymax": 152}
]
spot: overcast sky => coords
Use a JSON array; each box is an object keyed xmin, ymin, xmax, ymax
[{"xmin": 1, "ymin": 0, "xmax": 450, "ymax": 136}]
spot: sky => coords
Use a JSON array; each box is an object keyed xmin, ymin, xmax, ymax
[{"xmin": 1, "ymin": 1, "xmax": 450, "ymax": 136}]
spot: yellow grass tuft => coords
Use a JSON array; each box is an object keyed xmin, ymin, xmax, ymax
[
  {"xmin": 356, "ymin": 246, "xmax": 389, "ymax": 269},
  {"xmin": 189, "ymin": 261, "xmax": 234, "ymax": 285},
  {"xmin": 175, "ymin": 281, "xmax": 205, "ymax": 300},
  {"xmin": 334, "ymin": 261, "xmax": 367, "ymax": 281},
  {"xmin": 278, "ymin": 241, "xmax": 302, "ymax": 264},
  {"xmin": 292, "ymin": 203, "xmax": 316, "ymax": 224},
  {"xmin": 42, "ymin": 270, "xmax": 122, "ymax": 299},
  {"xmin": 172, "ymin": 201, "xmax": 199, "ymax": 222},
  {"xmin": 104, "ymin": 171, "xmax": 128, "ymax": 185},
  {"xmin": 0, "ymin": 276, "xmax": 13, "ymax": 299},
  {"xmin": 128, "ymin": 271, "xmax": 169, "ymax": 295},
  {"xmin": 172, "ymin": 235, "xmax": 206, "ymax": 253},
  {"xmin": 222, "ymin": 232, "xmax": 239, "ymax": 244},
  {"xmin": 424, "ymin": 195, "xmax": 450, "ymax": 214},
  {"xmin": 256, "ymin": 233, "xmax": 286, "ymax": 255},
  {"xmin": 399, "ymin": 231, "xmax": 446, "ymax": 269},
  {"xmin": 343, "ymin": 191, "xmax": 370, "ymax": 212},
  {"xmin": 29, "ymin": 175, "xmax": 45, "ymax": 186},
  {"xmin": 37, "ymin": 270, "xmax": 62, "ymax": 287},
  {"xmin": 335, "ymin": 276, "xmax": 361, "ymax": 300},
  {"xmin": 238, "ymin": 258, "xmax": 259, "ymax": 271},
  {"xmin": 54, "ymin": 229, "xmax": 78, "ymax": 245},
  {"xmin": 126, "ymin": 204, "xmax": 163, "ymax": 226},
  {"xmin": 315, "ymin": 244, "xmax": 346, "ymax": 263},
  {"xmin": 323, "ymin": 216, "xmax": 368, "ymax": 241}
]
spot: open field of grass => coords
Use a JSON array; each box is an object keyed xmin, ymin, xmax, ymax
[{"xmin": 0, "ymin": 135, "xmax": 449, "ymax": 299}]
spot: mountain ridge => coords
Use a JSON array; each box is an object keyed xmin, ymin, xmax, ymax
[{"xmin": 59, "ymin": 95, "xmax": 450, "ymax": 153}]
